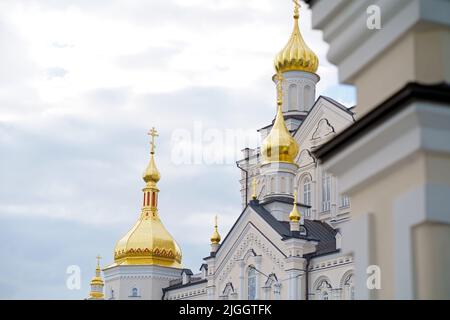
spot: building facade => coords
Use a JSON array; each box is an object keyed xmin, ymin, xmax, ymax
[{"xmin": 89, "ymin": 2, "xmax": 357, "ymax": 300}]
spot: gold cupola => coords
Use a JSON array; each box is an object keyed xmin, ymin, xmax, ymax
[
  {"xmin": 261, "ymin": 73, "xmax": 300, "ymax": 164},
  {"xmin": 289, "ymin": 191, "xmax": 301, "ymax": 222},
  {"xmin": 89, "ymin": 255, "xmax": 104, "ymax": 299},
  {"xmin": 113, "ymin": 128, "xmax": 182, "ymax": 268},
  {"xmin": 210, "ymin": 215, "xmax": 221, "ymax": 244},
  {"xmin": 274, "ymin": 1, "xmax": 319, "ymax": 74}
]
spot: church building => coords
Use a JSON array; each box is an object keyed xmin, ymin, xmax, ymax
[{"xmin": 88, "ymin": 2, "xmax": 356, "ymax": 300}]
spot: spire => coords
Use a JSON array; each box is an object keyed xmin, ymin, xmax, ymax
[
  {"xmin": 210, "ymin": 215, "xmax": 221, "ymax": 255},
  {"xmin": 289, "ymin": 191, "xmax": 301, "ymax": 222},
  {"xmin": 89, "ymin": 255, "xmax": 104, "ymax": 300},
  {"xmin": 274, "ymin": 0, "xmax": 319, "ymax": 74},
  {"xmin": 143, "ymin": 127, "xmax": 161, "ymax": 185},
  {"xmin": 142, "ymin": 127, "xmax": 161, "ymax": 217},
  {"xmin": 113, "ymin": 129, "xmax": 182, "ymax": 268},
  {"xmin": 261, "ymin": 72, "xmax": 300, "ymax": 164}
]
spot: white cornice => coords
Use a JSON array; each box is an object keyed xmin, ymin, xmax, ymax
[{"xmin": 310, "ymin": 0, "xmax": 450, "ymax": 82}]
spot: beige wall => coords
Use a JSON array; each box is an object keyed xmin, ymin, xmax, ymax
[
  {"xmin": 413, "ymin": 222, "xmax": 450, "ymax": 299},
  {"xmin": 411, "ymin": 153, "xmax": 450, "ymax": 299},
  {"xmin": 348, "ymin": 151, "xmax": 426, "ymax": 299},
  {"xmin": 352, "ymin": 24, "xmax": 450, "ymax": 117},
  {"xmin": 348, "ymin": 151, "xmax": 450, "ymax": 299}
]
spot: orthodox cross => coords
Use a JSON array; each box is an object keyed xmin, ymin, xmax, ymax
[
  {"xmin": 148, "ymin": 127, "xmax": 159, "ymax": 154},
  {"xmin": 293, "ymin": 0, "xmax": 301, "ymax": 18}
]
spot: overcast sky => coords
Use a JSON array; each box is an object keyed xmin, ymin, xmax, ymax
[{"xmin": 0, "ymin": 0, "xmax": 355, "ymax": 299}]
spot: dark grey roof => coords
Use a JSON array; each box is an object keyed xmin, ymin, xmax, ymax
[
  {"xmin": 249, "ymin": 200, "xmax": 337, "ymax": 256},
  {"xmin": 163, "ymin": 278, "xmax": 207, "ymax": 292},
  {"xmin": 209, "ymin": 198, "xmax": 337, "ymax": 259},
  {"xmin": 260, "ymin": 195, "xmax": 311, "ymax": 208},
  {"xmin": 181, "ymin": 268, "xmax": 193, "ymax": 276}
]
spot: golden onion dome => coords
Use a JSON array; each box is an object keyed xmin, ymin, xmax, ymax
[
  {"xmin": 289, "ymin": 192, "xmax": 301, "ymax": 222},
  {"xmin": 274, "ymin": 3, "xmax": 319, "ymax": 74},
  {"xmin": 143, "ymin": 153, "xmax": 160, "ymax": 183},
  {"xmin": 210, "ymin": 215, "xmax": 221, "ymax": 244},
  {"xmin": 114, "ymin": 215, "xmax": 182, "ymax": 267},
  {"xmin": 261, "ymin": 98, "xmax": 300, "ymax": 164},
  {"xmin": 112, "ymin": 128, "xmax": 182, "ymax": 268}
]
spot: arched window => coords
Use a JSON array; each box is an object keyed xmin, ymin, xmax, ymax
[
  {"xmin": 315, "ymin": 279, "xmax": 332, "ymax": 301},
  {"xmin": 288, "ymin": 84, "xmax": 297, "ymax": 111},
  {"xmin": 303, "ymin": 85, "xmax": 312, "ymax": 111},
  {"xmin": 248, "ymin": 267, "xmax": 256, "ymax": 300},
  {"xmin": 344, "ymin": 274, "xmax": 355, "ymax": 300},
  {"xmin": 280, "ymin": 177, "xmax": 286, "ymax": 193},
  {"xmin": 303, "ymin": 175, "xmax": 312, "ymax": 217},
  {"xmin": 322, "ymin": 172, "xmax": 331, "ymax": 212},
  {"xmin": 131, "ymin": 287, "xmax": 138, "ymax": 297}
]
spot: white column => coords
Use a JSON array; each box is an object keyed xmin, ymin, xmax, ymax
[{"xmin": 288, "ymin": 269, "xmax": 300, "ymax": 300}]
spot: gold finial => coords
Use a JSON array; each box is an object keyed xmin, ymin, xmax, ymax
[
  {"xmin": 89, "ymin": 255, "xmax": 104, "ymax": 299},
  {"xmin": 251, "ymin": 177, "xmax": 257, "ymax": 200},
  {"xmin": 143, "ymin": 128, "xmax": 161, "ymax": 184},
  {"xmin": 293, "ymin": 0, "xmax": 300, "ymax": 19},
  {"xmin": 276, "ymin": 72, "xmax": 284, "ymax": 106},
  {"xmin": 148, "ymin": 127, "xmax": 159, "ymax": 154},
  {"xmin": 289, "ymin": 191, "xmax": 301, "ymax": 222},
  {"xmin": 210, "ymin": 215, "xmax": 221, "ymax": 244}
]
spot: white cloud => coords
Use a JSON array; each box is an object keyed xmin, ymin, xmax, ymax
[{"xmin": 0, "ymin": 0, "xmax": 355, "ymax": 298}]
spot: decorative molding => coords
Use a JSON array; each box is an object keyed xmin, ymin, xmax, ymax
[
  {"xmin": 312, "ymin": 118, "xmax": 335, "ymax": 140},
  {"xmin": 298, "ymin": 149, "xmax": 316, "ymax": 168},
  {"xmin": 218, "ymin": 231, "xmax": 285, "ymax": 282}
]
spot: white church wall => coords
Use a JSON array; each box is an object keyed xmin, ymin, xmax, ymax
[{"xmin": 103, "ymin": 265, "xmax": 182, "ymax": 300}]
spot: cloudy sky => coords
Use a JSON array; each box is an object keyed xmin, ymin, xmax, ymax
[{"xmin": 0, "ymin": 0, "xmax": 355, "ymax": 299}]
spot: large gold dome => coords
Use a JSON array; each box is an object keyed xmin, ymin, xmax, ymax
[
  {"xmin": 261, "ymin": 103, "xmax": 299, "ymax": 164},
  {"xmin": 274, "ymin": 5, "xmax": 318, "ymax": 74},
  {"xmin": 114, "ymin": 215, "xmax": 182, "ymax": 267},
  {"xmin": 112, "ymin": 128, "xmax": 182, "ymax": 268}
]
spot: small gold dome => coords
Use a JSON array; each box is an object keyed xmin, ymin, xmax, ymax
[
  {"xmin": 210, "ymin": 215, "xmax": 221, "ymax": 244},
  {"xmin": 114, "ymin": 215, "xmax": 182, "ymax": 267},
  {"xmin": 261, "ymin": 104, "xmax": 300, "ymax": 164},
  {"xmin": 274, "ymin": 5, "xmax": 319, "ymax": 74},
  {"xmin": 289, "ymin": 192, "xmax": 301, "ymax": 222},
  {"xmin": 143, "ymin": 153, "xmax": 160, "ymax": 183}
]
